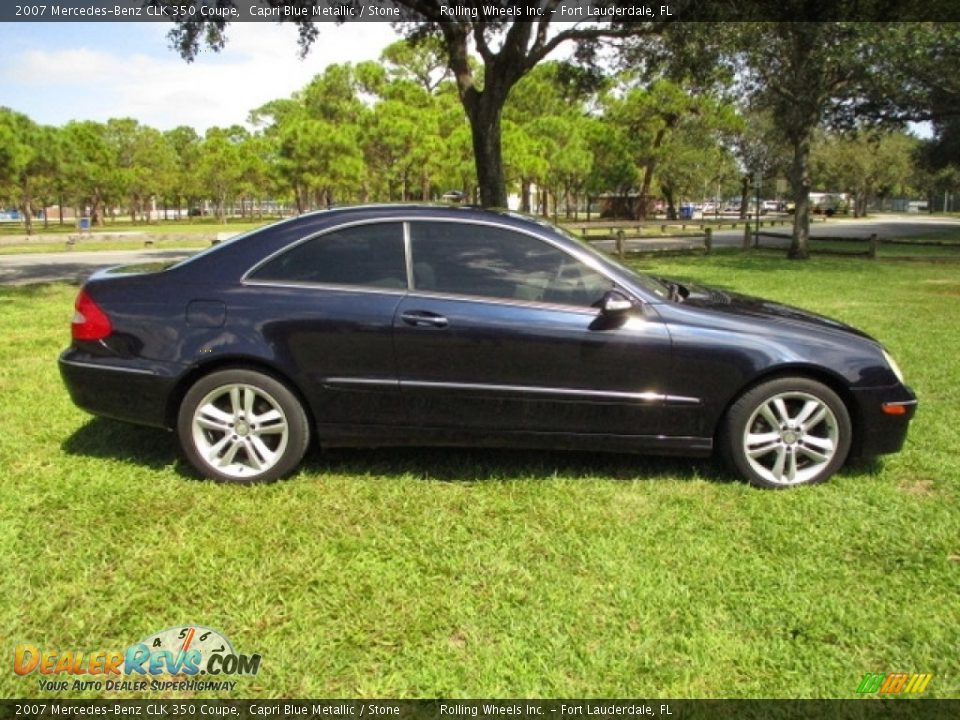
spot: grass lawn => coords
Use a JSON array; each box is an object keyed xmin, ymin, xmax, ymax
[{"xmin": 1, "ymin": 253, "xmax": 958, "ymax": 699}]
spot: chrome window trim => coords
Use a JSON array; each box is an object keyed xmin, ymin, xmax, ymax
[
  {"xmin": 403, "ymin": 221, "xmax": 414, "ymax": 290},
  {"xmin": 242, "ymin": 279, "xmax": 409, "ymax": 297},
  {"xmin": 241, "ymin": 218, "xmax": 409, "ymax": 285},
  {"xmin": 401, "ymin": 288, "xmax": 600, "ymax": 316},
  {"xmin": 405, "ymin": 216, "xmax": 630, "ymax": 305},
  {"xmin": 240, "ymin": 215, "xmax": 646, "ymax": 310}
]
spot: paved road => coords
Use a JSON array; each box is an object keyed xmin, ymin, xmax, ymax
[
  {"xmin": 0, "ymin": 249, "xmax": 199, "ymax": 285},
  {"xmin": 2, "ymin": 215, "xmax": 958, "ymax": 285},
  {"xmin": 596, "ymin": 214, "xmax": 960, "ymax": 253},
  {"xmin": 716, "ymin": 214, "xmax": 960, "ymax": 241}
]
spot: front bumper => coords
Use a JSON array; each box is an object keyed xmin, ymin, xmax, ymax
[
  {"xmin": 59, "ymin": 349, "xmax": 178, "ymax": 429},
  {"xmin": 849, "ymin": 383, "xmax": 917, "ymax": 458}
]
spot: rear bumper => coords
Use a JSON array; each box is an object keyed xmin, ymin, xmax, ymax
[
  {"xmin": 59, "ymin": 350, "xmax": 178, "ymax": 429},
  {"xmin": 849, "ymin": 383, "xmax": 917, "ymax": 458}
]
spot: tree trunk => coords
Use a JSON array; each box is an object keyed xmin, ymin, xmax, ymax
[
  {"xmin": 520, "ymin": 179, "xmax": 531, "ymax": 213},
  {"xmin": 468, "ymin": 99, "xmax": 508, "ymax": 208},
  {"xmin": 663, "ymin": 186, "xmax": 677, "ymax": 220},
  {"xmin": 739, "ymin": 176, "xmax": 751, "ymax": 220},
  {"xmin": 92, "ymin": 190, "xmax": 104, "ymax": 226},
  {"xmin": 295, "ymin": 184, "xmax": 305, "ymax": 215},
  {"xmin": 638, "ymin": 128, "xmax": 668, "ymax": 221},
  {"xmin": 20, "ymin": 178, "xmax": 33, "ymax": 236},
  {"xmin": 788, "ymin": 135, "xmax": 812, "ymax": 260}
]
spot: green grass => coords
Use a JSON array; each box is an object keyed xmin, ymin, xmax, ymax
[{"xmin": 2, "ymin": 254, "xmax": 958, "ymax": 700}]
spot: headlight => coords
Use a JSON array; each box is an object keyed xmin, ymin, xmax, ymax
[{"xmin": 882, "ymin": 349, "xmax": 905, "ymax": 384}]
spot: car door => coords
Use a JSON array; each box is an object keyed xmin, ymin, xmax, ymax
[
  {"xmin": 244, "ymin": 221, "xmax": 407, "ymax": 426},
  {"xmin": 393, "ymin": 220, "xmax": 677, "ymax": 436}
]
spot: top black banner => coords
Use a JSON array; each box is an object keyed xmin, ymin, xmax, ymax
[{"xmin": 3, "ymin": 0, "xmax": 960, "ymax": 23}]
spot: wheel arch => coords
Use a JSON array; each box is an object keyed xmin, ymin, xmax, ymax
[
  {"xmin": 715, "ymin": 364, "xmax": 862, "ymax": 454},
  {"xmin": 165, "ymin": 356, "xmax": 316, "ymax": 433}
]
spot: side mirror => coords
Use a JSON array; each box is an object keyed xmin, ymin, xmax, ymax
[{"xmin": 601, "ymin": 290, "xmax": 634, "ymax": 315}]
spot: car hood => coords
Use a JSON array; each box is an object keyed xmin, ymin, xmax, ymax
[{"xmin": 669, "ymin": 279, "xmax": 875, "ymax": 341}]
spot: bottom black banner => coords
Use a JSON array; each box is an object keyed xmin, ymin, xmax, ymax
[{"xmin": 1, "ymin": 700, "xmax": 958, "ymax": 720}]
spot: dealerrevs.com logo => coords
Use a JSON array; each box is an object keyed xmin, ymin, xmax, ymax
[{"xmin": 13, "ymin": 625, "xmax": 261, "ymax": 693}]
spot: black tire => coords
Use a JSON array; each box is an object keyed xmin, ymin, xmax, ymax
[
  {"xmin": 176, "ymin": 368, "xmax": 309, "ymax": 484},
  {"xmin": 721, "ymin": 377, "xmax": 852, "ymax": 489}
]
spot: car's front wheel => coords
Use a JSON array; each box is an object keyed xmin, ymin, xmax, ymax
[
  {"xmin": 177, "ymin": 368, "xmax": 309, "ymax": 483},
  {"xmin": 722, "ymin": 377, "xmax": 852, "ymax": 489}
]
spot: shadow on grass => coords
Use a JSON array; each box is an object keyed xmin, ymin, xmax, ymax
[
  {"xmin": 62, "ymin": 417, "xmax": 180, "ymax": 472},
  {"xmin": 301, "ymin": 445, "xmax": 728, "ymax": 485},
  {"xmin": 844, "ymin": 455, "xmax": 885, "ymax": 475},
  {"xmin": 63, "ymin": 417, "xmax": 729, "ymax": 485}
]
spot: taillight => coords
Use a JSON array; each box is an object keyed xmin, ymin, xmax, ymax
[{"xmin": 72, "ymin": 289, "xmax": 113, "ymax": 341}]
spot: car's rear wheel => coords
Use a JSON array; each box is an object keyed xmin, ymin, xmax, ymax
[
  {"xmin": 177, "ymin": 368, "xmax": 309, "ymax": 483},
  {"xmin": 722, "ymin": 377, "xmax": 852, "ymax": 489}
]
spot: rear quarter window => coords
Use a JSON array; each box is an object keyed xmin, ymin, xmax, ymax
[{"xmin": 249, "ymin": 222, "xmax": 406, "ymax": 289}]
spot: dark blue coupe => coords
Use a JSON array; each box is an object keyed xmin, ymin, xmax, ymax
[{"xmin": 60, "ymin": 205, "xmax": 916, "ymax": 488}]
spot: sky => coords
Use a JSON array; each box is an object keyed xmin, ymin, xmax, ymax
[
  {"xmin": 0, "ymin": 21, "xmax": 931, "ymax": 138},
  {"xmin": 0, "ymin": 22, "xmax": 402, "ymax": 132}
]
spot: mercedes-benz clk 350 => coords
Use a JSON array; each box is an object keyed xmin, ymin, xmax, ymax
[{"xmin": 60, "ymin": 205, "xmax": 916, "ymax": 488}]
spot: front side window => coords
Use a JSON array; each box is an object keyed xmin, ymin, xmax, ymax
[
  {"xmin": 249, "ymin": 222, "xmax": 406, "ymax": 289},
  {"xmin": 409, "ymin": 221, "xmax": 613, "ymax": 307}
]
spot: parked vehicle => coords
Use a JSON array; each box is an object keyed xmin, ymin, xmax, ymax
[{"xmin": 60, "ymin": 205, "xmax": 916, "ymax": 488}]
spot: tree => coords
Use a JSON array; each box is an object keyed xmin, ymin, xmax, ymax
[
  {"xmin": 504, "ymin": 61, "xmax": 604, "ymax": 214},
  {"xmin": 60, "ymin": 121, "xmax": 115, "ymax": 226},
  {"xmin": 732, "ymin": 109, "xmax": 791, "ymax": 233},
  {"xmin": 600, "ymin": 77, "xmax": 740, "ymax": 219},
  {"xmin": 102, "ymin": 119, "xmax": 177, "ymax": 223},
  {"xmin": 150, "ymin": 1, "xmax": 660, "ymax": 207},
  {"xmin": 164, "ymin": 126, "xmax": 202, "ymax": 218},
  {"xmin": 252, "ymin": 64, "xmax": 369, "ymax": 210},
  {"xmin": 127, "ymin": 125, "xmax": 178, "ymax": 222},
  {"xmin": 811, "ymin": 130, "xmax": 918, "ymax": 216},
  {"xmin": 656, "ymin": 121, "xmax": 739, "ymax": 222},
  {"xmin": 360, "ymin": 56, "xmax": 446, "ymax": 201},
  {"xmin": 379, "ymin": 36, "xmax": 450, "ymax": 93},
  {"xmin": 735, "ymin": 19, "xmax": 921, "ymax": 258},
  {"xmin": 0, "ymin": 108, "xmax": 58, "ymax": 235},
  {"xmin": 196, "ymin": 126, "xmax": 249, "ymax": 223}
]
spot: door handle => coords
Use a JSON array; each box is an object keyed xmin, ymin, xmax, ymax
[{"xmin": 400, "ymin": 311, "xmax": 449, "ymax": 328}]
